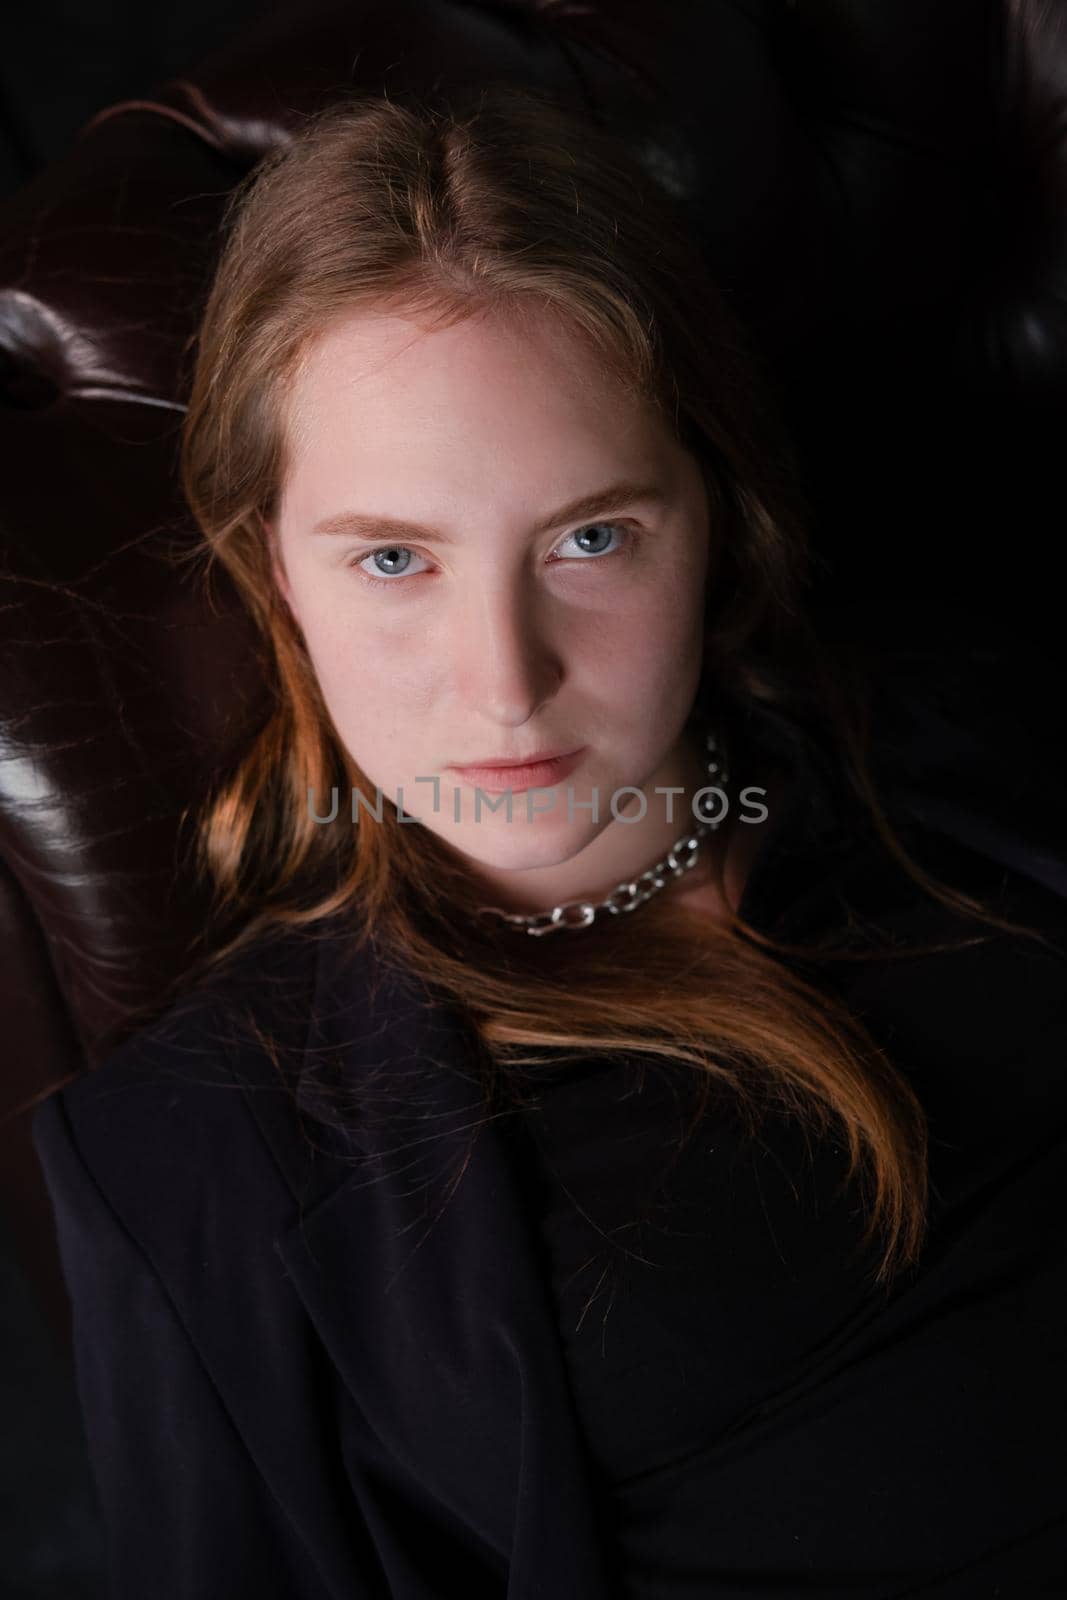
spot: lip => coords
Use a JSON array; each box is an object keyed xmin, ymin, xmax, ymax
[{"xmin": 447, "ymin": 746, "xmax": 585, "ymax": 793}]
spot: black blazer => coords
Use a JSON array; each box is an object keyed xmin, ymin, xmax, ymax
[
  {"xmin": 32, "ymin": 794, "xmax": 1067, "ymax": 1599},
  {"xmin": 34, "ymin": 917, "xmax": 622, "ymax": 1599}
]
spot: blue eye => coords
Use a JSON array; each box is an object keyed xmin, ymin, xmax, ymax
[
  {"xmin": 349, "ymin": 522, "xmax": 634, "ymax": 589},
  {"xmin": 351, "ymin": 545, "xmax": 428, "ymax": 583},
  {"xmin": 555, "ymin": 522, "xmax": 627, "ymax": 560}
]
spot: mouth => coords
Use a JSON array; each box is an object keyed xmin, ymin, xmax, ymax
[{"xmin": 447, "ymin": 747, "xmax": 586, "ymax": 793}]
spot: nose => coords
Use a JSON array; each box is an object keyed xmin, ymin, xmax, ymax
[{"xmin": 454, "ymin": 569, "xmax": 563, "ymax": 726}]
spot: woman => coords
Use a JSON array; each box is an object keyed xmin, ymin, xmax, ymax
[{"xmin": 32, "ymin": 84, "xmax": 1067, "ymax": 1597}]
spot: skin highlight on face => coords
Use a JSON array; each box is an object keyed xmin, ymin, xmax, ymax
[{"xmin": 270, "ymin": 302, "xmax": 756, "ymax": 918}]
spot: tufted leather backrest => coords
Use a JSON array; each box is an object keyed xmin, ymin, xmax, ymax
[{"xmin": 1, "ymin": 0, "xmax": 1065, "ymax": 1330}]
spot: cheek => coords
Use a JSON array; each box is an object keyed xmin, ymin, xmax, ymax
[
  {"xmin": 624, "ymin": 584, "xmax": 706, "ymax": 702},
  {"xmin": 618, "ymin": 574, "xmax": 706, "ymax": 659},
  {"xmin": 297, "ymin": 604, "xmax": 439, "ymax": 766}
]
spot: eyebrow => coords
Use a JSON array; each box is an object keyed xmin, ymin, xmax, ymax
[{"xmin": 309, "ymin": 480, "xmax": 667, "ymax": 543}]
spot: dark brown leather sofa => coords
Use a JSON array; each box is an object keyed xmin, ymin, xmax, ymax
[{"xmin": 1, "ymin": 0, "xmax": 1065, "ymax": 1357}]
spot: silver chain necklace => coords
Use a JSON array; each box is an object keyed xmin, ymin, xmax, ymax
[{"xmin": 475, "ymin": 729, "xmax": 729, "ymax": 936}]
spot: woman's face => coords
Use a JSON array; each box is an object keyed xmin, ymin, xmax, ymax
[{"xmin": 271, "ymin": 303, "xmax": 717, "ymax": 910}]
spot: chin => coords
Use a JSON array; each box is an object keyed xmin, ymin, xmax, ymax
[{"xmin": 444, "ymin": 818, "xmax": 599, "ymax": 873}]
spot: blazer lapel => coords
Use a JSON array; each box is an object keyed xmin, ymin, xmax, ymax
[{"xmin": 264, "ymin": 924, "xmax": 616, "ymax": 1599}]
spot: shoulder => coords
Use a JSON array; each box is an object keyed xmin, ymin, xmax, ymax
[
  {"xmin": 67, "ymin": 918, "xmax": 319, "ymax": 1100},
  {"xmin": 818, "ymin": 832, "xmax": 1067, "ymax": 1191},
  {"xmin": 33, "ymin": 919, "xmax": 337, "ymax": 1241}
]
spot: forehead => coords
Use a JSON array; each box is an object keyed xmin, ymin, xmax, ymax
[{"xmin": 281, "ymin": 304, "xmax": 668, "ymax": 473}]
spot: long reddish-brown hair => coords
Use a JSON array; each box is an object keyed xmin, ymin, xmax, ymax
[{"xmin": 164, "ymin": 85, "xmax": 1051, "ymax": 1293}]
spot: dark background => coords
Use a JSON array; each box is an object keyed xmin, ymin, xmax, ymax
[{"xmin": 0, "ymin": 1, "xmax": 279, "ymax": 203}]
